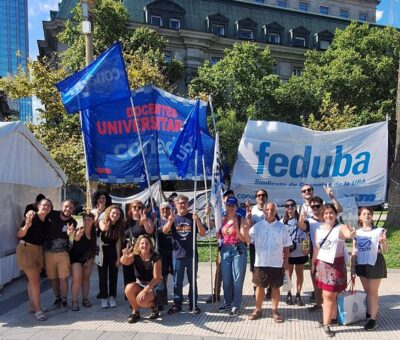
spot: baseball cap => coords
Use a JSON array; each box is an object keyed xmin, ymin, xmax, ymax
[{"xmin": 226, "ymin": 197, "xmax": 238, "ymax": 206}]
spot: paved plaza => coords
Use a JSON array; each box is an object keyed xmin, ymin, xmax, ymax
[{"xmin": 0, "ymin": 263, "xmax": 399, "ymax": 339}]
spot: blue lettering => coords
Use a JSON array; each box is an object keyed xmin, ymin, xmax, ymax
[
  {"xmin": 269, "ymin": 154, "xmax": 288, "ymax": 177},
  {"xmin": 256, "ymin": 142, "xmax": 371, "ymax": 179}
]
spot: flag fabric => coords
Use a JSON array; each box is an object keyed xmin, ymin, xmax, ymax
[
  {"xmin": 210, "ymin": 131, "xmax": 223, "ymax": 237},
  {"xmin": 169, "ymin": 99, "xmax": 204, "ymax": 178},
  {"xmin": 55, "ymin": 42, "xmax": 130, "ymax": 114},
  {"xmin": 139, "ymin": 164, "xmax": 148, "ymax": 190}
]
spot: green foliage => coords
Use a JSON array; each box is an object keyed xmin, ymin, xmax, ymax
[
  {"xmin": 283, "ymin": 23, "xmax": 400, "ymax": 130},
  {"xmin": 189, "ymin": 42, "xmax": 281, "ymax": 169},
  {"xmin": 0, "ymin": 2, "xmax": 183, "ymax": 187}
]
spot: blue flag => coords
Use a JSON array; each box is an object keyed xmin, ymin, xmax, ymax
[
  {"xmin": 55, "ymin": 42, "xmax": 130, "ymax": 114},
  {"xmin": 139, "ymin": 164, "xmax": 148, "ymax": 190},
  {"xmin": 169, "ymin": 99, "xmax": 204, "ymax": 178}
]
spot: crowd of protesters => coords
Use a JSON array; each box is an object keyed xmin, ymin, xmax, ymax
[{"xmin": 16, "ymin": 186, "xmax": 388, "ymax": 337}]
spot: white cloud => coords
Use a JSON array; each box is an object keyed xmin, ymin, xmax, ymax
[
  {"xmin": 28, "ymin": 0, "xmax": 60, "ymax": 17},
  {"xmin": 376, "ymin": 10, "xmax": 384, "ymax": 21}
]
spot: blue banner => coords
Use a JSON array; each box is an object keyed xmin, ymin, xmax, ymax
[
  {"xmin": 170, "ymin": 99, "xmax": 204, "ymax": 178},
  {"xmin": 56, "ymin": 42, "xmax": 130, "ymax": 114},
  {"xmin": 81, "ymin": 85, "xmax": 214, "ymax": 183}
]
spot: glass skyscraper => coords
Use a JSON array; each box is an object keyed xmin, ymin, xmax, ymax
[{"xmin": 0, "ymin": 0, "xmax": 32, "ymax": 122}]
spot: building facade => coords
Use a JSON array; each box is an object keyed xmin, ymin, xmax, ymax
[
  {"xmin": 38, "ymin": 0, "xmax": 379, "ymax": 87},
  {"xmin": 0, "ymin": 0, "xmax": 32, "ymax": 121}
]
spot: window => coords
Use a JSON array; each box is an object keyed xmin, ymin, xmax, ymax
[
  {"xmin": 294, "ymin": 36, "xmax": 306, "ymax": 47},
  {"xmin": 210, "ymin": 56, "xmax": 221, "ymax": 65},
  {"xmin": 272, "ymin": 63, "xmax": 279, "ymax": 75},
  {"xmin": 340, "ymin": 9, "xmax": 349, "ymax": 18},
  {"xmin": 359, "ymin": 13, "xmax": 368, "ymax": 21},
  {"xmin": 268, "ymin": 32, "xmax": 281, "ymax": 44},
  {"xmin": 277, "ymin": 0, "xmax": 287, "ymax": 8},
  {"xmin": 320, "ymin": 40, "xmax": 331, "ymax": 50},
  {"xmin": 170, "ymin": 18, "xmax": 181, "ymax": 29},
  {"xmin": 299, "ymin": 2, "xmax": 309, "ymax": 11},
  {"xmin": 211, "ymin": 24, "xmax": 225, "ymax": 36},
  {"xmin": 164, "ymin": 51, "xmax": 173, "ymax": 63},
  {"xmin": 241, "ymin": 28, "xmax": 254, "ymax": 40},
  {"xmin": 319, "ymin": 6, "xmax": 329, "ymax": 15},
  {"xmin": 293, "ymin": 67, "xmax": 303, "ymax": 76},
  {"xmin": 150, "ymin": 15, "xmax": 162, "ymax": 27}
]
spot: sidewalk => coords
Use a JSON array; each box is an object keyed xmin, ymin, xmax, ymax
[{"xmin": 0, "ymin": 264, "xmax": 399, "ymax": 339}]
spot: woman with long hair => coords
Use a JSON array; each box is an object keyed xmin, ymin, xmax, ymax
[
  {"xmin": 312, "ymin": 204, "xmax": 356, "ymax": 337},
  {"xmin": 97, "ymin": 205, "xmax": 124, "ymax": 308},
  {"xmin": 218, "ymin": 197, "xmax": 248, "ymax": 316},
  {"xmin": 281, "ymin": 199, "xmax": 308, "ymax": 306},
  {"xmin": 91, "ymin": 190, "xmax": 112, "ymax": 225},
  {"xmin": 353, "ymin": 207, "xmax": 388, "ymax": 331},
  {"xmin": 16, "ymin": 198, "xmax": 52, "ymax": 321},
  {"xmin": 120, "ymin": 235, "xmax": 164, "ymax": 323},
  {"xmin": 69, "ymin": 212, "xmax": 97, "ymax": 310},
  {"xmin": 122, "ymin": 200, "xmax": 154, "ymax": 288}
]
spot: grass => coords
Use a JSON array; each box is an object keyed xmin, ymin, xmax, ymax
[{"xmin": 197, "ymin": 211, "xmax": 400, "ymax": 269}]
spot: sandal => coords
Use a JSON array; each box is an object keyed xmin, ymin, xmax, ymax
[
  {"xmin": 149, "ymin": 307, "xmax": 159, "ymax": 319},
  {"xmin": 82, "ymin": 298, "xmax": 92, "ymax": 308},
  {"xmin": 71, "ymin": 301, "xmax": 79, "ymax": 311},
  {"xmin": 272, "ymin": 311, "xmax": 284, "ymax": 323},
  {"xmin": 127, "ymin": 312, "xmax": 141, "ymax": 323},
  {"xmin": 248, "ymin": 309, "xmax": 262, "ymax": 320},
  {"xmin": 34, "ymin": 310, "xmax": 46, "ymax": 321}
]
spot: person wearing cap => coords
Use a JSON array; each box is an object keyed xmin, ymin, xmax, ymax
[{"xmin": 218, "ymin": 197, "xmax": 249, "ymax": 316}]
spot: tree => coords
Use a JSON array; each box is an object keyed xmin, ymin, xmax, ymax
[
  {"xmin": 0, "ymin": 0, "xmax": 183, "ymax": 186},
  {"xmin": 189, "ymin": 42, "xmax": 281, "ymax": 168}
]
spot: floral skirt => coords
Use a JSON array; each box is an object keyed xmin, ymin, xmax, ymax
[{"xmin": 315, "ymin": 256, "xmax": 347, "ymax": 292}]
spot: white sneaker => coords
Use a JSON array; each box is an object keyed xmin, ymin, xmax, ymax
[
  {"xmin": 101, "ymin": 298, "xmax": 109, "ymax": 308},
  {"xmin": 108, "ymin": 296, "xmax": 117, "ymax": 308}
]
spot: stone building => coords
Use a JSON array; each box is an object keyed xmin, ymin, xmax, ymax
[{"xmin": 38, "ymin": 0, "xmax": 379, "ymax": 86}]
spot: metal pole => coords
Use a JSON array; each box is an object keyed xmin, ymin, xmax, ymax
[
  {"xmin": 202, "ymin": 154, "xmax": 214, "ymax": 300},
  {"xmin": 192, "ymin": 148, "xmax": 198, "ymax": 313}
]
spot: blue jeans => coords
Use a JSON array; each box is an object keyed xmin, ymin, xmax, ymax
[
  {"xmin": 173, "ymin": 257, "xmax": 198, "ymax": 306},
  {"xmin": 220, "ymin": 242, "xmax": 247, "ymax": 309}
]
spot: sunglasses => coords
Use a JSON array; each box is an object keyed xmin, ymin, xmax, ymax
[
  {"xmin": 285, "ymin": 204, "xmax": 296, "ymax": 208},
  {"xmin": 311, "ymin": 204, "xmax": 321, "ymax": 209},
  {"xmin": 257, "ymin": 194, "xmax": 267, "ymax": 198},
  {"xmin": 302, "ymin": 188, "xmax": 313, "ymax": 193},
  {"xmin": 132, "ymin": 206, "xmax": 143, "ymax": 210}
]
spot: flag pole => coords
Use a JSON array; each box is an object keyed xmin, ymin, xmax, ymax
[
  {"xmin": 192, "ymin": 148, "xmax": 198, "ymax": 313},
  {"xmin": 129, "ymin": 96, "xmax": 154, "ymax": 212},
  {"xmin": 202, "ymin": 154, "xmax": 214, "ymax": 300}
]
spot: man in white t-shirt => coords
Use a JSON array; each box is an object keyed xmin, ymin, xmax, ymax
[{"xmin": 243, "ymin": 202, "xmax": 292, "ymax": 322}]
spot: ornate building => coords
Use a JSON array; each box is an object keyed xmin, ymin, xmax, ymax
[{"xmin": 38, "ymin": 0, "xmax": 379, "ymax": 86}]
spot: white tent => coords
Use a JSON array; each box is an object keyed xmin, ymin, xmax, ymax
[{"xmin": 0, "ymin": 121, "xmax": 67, "ymax": 287}]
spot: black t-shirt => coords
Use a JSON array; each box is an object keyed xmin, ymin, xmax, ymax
[
  {"xmin": 24, "ymin": 203, "xmax": 37, "ymax": 215},
  {"xmin": 99, "ymin": 223, "xmax": 120, "ymax": 246},
  {"xmin": 133, "ymin": 253, "xmax": 161, "ymax": 283},
  {"xmin": 45, "ymin": 210, "xmax": 77, "ymax": 252},
  {"xmin": 157, "ymin": 218, "xmax": 172, "ymax": 255},
  {"xmin": 20, "ymin": 215, "xmax": 49, "ymax": 246},
  {"xmin": 69, "ymin": 228, "xmax": 96, "ymax": 260},
  {"xmin": 123, "ymin": 219, "xmax": 148, "ymax": 246}
]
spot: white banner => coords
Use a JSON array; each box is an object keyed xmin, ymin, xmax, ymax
[{"xmin": 231, "ymin": 121, "xmax": 388, "ymax": 206}]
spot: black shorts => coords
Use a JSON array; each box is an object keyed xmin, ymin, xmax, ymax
[
  {"xmin": 289, "ymin": 256, "xmax": 309, "ymax": 265},
  {"xmin": 252, "ymin": 267, "xmax": 284, "ymax": 288},
  {"xmin": 356, "ymin": 253, "xmax": 387, "ymax": 279}
]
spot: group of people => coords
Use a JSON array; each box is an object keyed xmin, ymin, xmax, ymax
[{"xmin": 16, "ymin": 185, "xmax": 388, "ymax": 338}]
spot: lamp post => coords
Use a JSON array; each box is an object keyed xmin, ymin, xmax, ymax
[
  {"xmin": 81, "ymin": 0, "xmax": 95, "ymax": 210},
  {"xmin": 81, "ymin": 0, "xmax": 94, "ymax": 66}
]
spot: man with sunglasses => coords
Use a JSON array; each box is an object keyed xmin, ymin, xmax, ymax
[
  {"xmin": 299, "ymin": 196, "xmax": 325, "ymax": 311},
  {"xmin": 300, "ymin": 184, "xmax": 342, "ymax": 218}
]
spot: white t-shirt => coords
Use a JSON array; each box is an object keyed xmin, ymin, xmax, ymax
[
  {"xmin": 251, "ymin": 205, "xmax": 264, "ymax": 225},
  {"xmin": 249, "ymin": 219, "xmax": 292, "ymax": 268},
  {"xmin": 301, "ymin": 202, "xmax": 313, "ymax": 218},
  {"xmin": 355, "ymin": 228, "xmax": 384, "ymax": 266},
  {"xmin": 281, "ymin": 217, "xmax": 308, "ymax": 258},
  {"xmin": 316, "ymin": 225, "xmax": 346, "ymax": 264},
  {"xmin": 306, "ymin": 216, "xmax": 323, "ymax": 248}
]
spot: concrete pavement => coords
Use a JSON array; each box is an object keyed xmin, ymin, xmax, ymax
[{"xmin": 0, "ymin": 263, "xmax": 399, "ymax": 339}]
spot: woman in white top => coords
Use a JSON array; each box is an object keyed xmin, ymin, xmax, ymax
[
  {"xmin": 353, "ymin": 207, "xmax": 387, "ymax": 331},
  {"xmin": 311, "ymin": 204, "xmax": 355, "ymax": 338}
]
